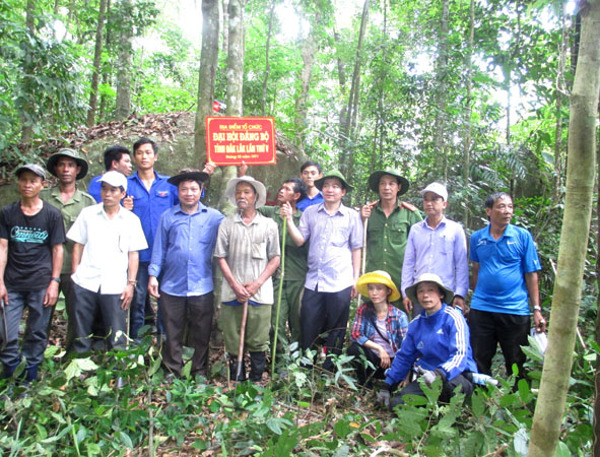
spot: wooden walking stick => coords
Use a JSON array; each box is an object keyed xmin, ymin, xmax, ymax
[
  {"xmin": 271, "ymin": 217, "xmax": 287, "ymax": 378},
  {"xmin": 235, "ymin": 299, "xmax": 249, "ymax": 381}
]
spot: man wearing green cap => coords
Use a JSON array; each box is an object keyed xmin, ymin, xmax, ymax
[
  {"xmin": 282, "ymin": 169, "xmax": 363, "ymax": 371},
  {"xmin": 41, "ymin": 149, "xmax": 96, "ymax": 350},
  {"xmin": 361, "ymin": 169, "xmax": 422, "ymax": 304}
]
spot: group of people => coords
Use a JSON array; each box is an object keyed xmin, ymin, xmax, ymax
[{"xmin": 0, "ymin": 141, "xmax": 547, "ymax": 408}]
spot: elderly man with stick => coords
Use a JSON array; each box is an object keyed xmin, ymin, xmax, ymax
[{"xmin": 214, "ymin": 176, "xmax": 280, "ymax": 382}]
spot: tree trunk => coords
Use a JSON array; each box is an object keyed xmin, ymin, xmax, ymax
[
  {"xmin": 462, "ymin": 0, "xmax": 474, "ymax": 227},
  {"xmin": 260, "ymin": 0, "xmax": 276, "ymax": 116},
  {"xmin": 433, "ymin": 0, "xmax": 449, "ymax": 181},
  {"xmin": 339, "ymin": 0, "xmax": 369, "ymax": 177},
  {"xmin": 594, "ymin": 123, "xmax": 600, "ymax": 457},
  {"xmin": 528, "ymin": 1, "xmax": 600, "ymax": 455},
  {"xmin": 86, "ymin": 0, "xmax": 108, "ymax": 127},
  {"xmin": 194, "ymin": 0, "xmax": 220, "ymax": 165},
  {"xmin": 294, "ymin": 23, "xmax": 316, "ymax": 145},
  {"xmin": 20, "ymin": 0, "xmax": 35, "ymax": 145},
  {"xmin": 217, "ymin": 0, "xmax": 246, "ymax": 211},
  {"xmin": 115, "ymin": 0, "xmax": 133, "ymax": 120}
]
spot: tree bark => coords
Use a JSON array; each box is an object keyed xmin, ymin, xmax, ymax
[
  {"xmin": 217, "ymin": 0, "xmax": 246, "ymax": 211},
  {"xmin": 194, "ymin": 0, "xmax": 220, "ymax": 165},
  {"xmin": 594, "ymin": 122, "xmax": 600, "ymax": 457},
  {"xmin": 528, "ymin": 0, "xmax": 600, "ymax": 455},
  {"xmin": 115, "ymin": 0, "xmax": 133, "ymax": 120},
  {"xmin": 260, "ymin": 0, "xmax": 276, "ymax": 116},
  {"xmin": 461, "ymin": 0, "xmax": 474, "ymax": 227},
  {"xmin": 433, "ymin": 0, "xmax": 449, "ymax": 181},
  {"xmin": 86, "ymin": 0, "xmax": 108, "ymax": 127},
  {"xmin": 20, "ymin": 0, "xmax": 35, "ymax": 145}
]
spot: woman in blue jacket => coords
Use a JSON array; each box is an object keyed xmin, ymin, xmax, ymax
[{"xmin": 384, "ymin": 273, "xmax": 477, "ymax": 408}]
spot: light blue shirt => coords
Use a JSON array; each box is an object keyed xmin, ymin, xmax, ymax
[
  {"xmin": 298, "ymin": 203, "xmax": 363, "ymax": 293},
  {"xmin": 470, "ymin": 224, "xmax": 541, "ymax": 315},
  {"xmin": 296, "ymin": 191, "xmax": 324, "ymax": 211},
  {"xmin": 401, "ymin": 216, "xmax": 469, "ymax": 298},
  {"xmin": 148, "ymin": 203, "xmax": 224, "ymax": 297}
]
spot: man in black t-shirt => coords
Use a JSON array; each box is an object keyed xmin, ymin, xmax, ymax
[{"xmin": 0, "ymin": 164, "xmax": 65, "ymax": 383}]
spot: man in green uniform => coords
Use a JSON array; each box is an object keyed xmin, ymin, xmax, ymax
[
  {"xmin": 259, "ymin": 177, "xmax": 308, "ymax": 358},
  {"xmin": 361, "ymin": 169, "xmax": 422, "ymax": 305},
  {"xmin": 41, "ymin": 148, "xmax": 96, "ymax": 349}
]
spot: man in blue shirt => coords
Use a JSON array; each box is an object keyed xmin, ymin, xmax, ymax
[
  {"xmin": 148, "ymin": 169, "xmax": 224, "ymax": 377},
  {"xmin": 402, "ymin": 182, "xmax": 468, "ymax": 316},
  {"xmin": 127, "ymin": 137, "xmax": 178, "ymax": 340},
  {"xmin": 469, "ymin": 192, "xmax": 546, "ymax": 379},
  {"xmin": 296, "ymin": 161, "xmax": 324, "ymax": 211},
  {"xmin": 88, "ymin": 145, "xmax": 132, "ymax": 203}
]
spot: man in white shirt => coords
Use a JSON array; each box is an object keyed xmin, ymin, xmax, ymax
[{"xmin": 68, "ymin": 171, "xmax": 147, "ymax": 353}]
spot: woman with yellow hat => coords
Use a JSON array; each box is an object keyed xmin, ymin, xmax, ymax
[{"xmin": 347, "ymin": 270, "xmax": 409, "ymax": 388}]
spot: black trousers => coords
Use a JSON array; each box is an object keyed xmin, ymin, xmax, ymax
[
  {"xmin": 390, "ymin": 373, "xmax": 474, "ymax": 408},
  {"xmin": 300, "ymin": 286, "xmax": 352, "ymax": 371},
  {"xmin": 469, "ymin": 309, "xmax": 530, "ymax": 378},
  {"xmin": 346, "ymin": 341, "xmax": 389, "ymax": 388},
  {"xmin": 160, "ymin": 291, "xmax": 214, "ymax": 376}
]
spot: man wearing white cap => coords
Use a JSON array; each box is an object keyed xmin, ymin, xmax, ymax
[
  {"xmin": 214, "ymin": 176, "xmax": 280, "ymax": 382},
  {"xmin": 401, "ymin": 182, "xmax": 468, "ymax": 317},
  {"xmin": 67, "ymin": 171, "xmax": 147, "ymax": 353}
]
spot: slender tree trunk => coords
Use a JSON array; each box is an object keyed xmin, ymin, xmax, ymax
[
  {"xmin": 194, "ymin": 0, "xmax": 220, "ymax": 165},
  {"xmin": 294, "ymin": 28, "xmax": 316, "ymax": 145},
  {"xmin": 433, "ymin": 0, "xmax": 449, "ymax": 181},
  {"xmin": 528, "ymin": 1, "xmax": 600, "ymax": 455},
  {"xmin": 339, "ymin": 0, "xmax": 369, "ymax": 177},
  {"xmin": 20, "ymin": 0, "xmax": 35, "ymax": 145},
  {"xmin": 462, "ymin": 0, "xmax": 474, "ymax": 227},
  {"xmin": 115, "ymin": 0, "xmax": 133, "ymax": 120},
  {"xmin": 260, "ymin": 0, "xmax": 276, "ymax": 116},
  {"xmin": 217, "ymin": 0, "xmax": 246, "ymax": 211},
  {"xmin": 87, "ymin": 0, "xmax": 108, "ymax": 127},
  {"xmin": 594, "ymin": 125, "xmax": 600, "ymax": 457}
]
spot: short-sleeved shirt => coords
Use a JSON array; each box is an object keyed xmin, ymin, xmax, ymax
[
  {"xmin": 298, "ymin": 203, "xmax": 363, "ymax": 293},
  {"xmin": 214, "ymin": 212, "xmax": 280, "ymax": 305},
  {"xmin": 87, "ymin": 175, "xmax": 102, "ymax": 203},
  {"xmin": 401, "ymin": 216, "xmax": 469, "ymax": 298},
  {"xmin": 40, "ymin": 186, "xmax": 96, "ymax": 274},
  {"xmin": 0, "ymin": 201, "xmax": 66, "ymax": 291},
  {"xmin": 127, "ymin": 171, "xmax": 179, "ymax": 263},
  {"xmin": 470, "ymin": 224, "xmax": 541, "ymax": 315},
  {"xmin": 149, "ymin": 203, "xmax": 224, "ymax": 297},
  {"xmin": 365, "ymin": 200, "xmax": 422, "ymax": 292},
  {"xmin": 259, "ymin": 206, "xmax": 308, "ymax": 281},
  {"xmin": 297, "ymin": 191, "xmax": 324, "ymax": 211},
  {"xmin": 68, "ymin": 204, "xmax": 148, "ymax": 294}
]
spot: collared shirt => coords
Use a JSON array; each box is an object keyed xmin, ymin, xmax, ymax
[
  {"xmin": 385, "ymin": 303, "xmax": 478, "ymax": 385},
  {"xmin": 259, "ymin": 206, "xmax": 308, "ymax": 281},
  {"xmin": 148, "ymin": 203, "xmax": 224, "ymax": 297},
  {"xmin": 40, "ymin": 186, "xmax": 96, "ymax": 274},
  {"xmin": 470, "ymin": 223, "xmax": 541, "ymax": 315},
  {"xmin": 350, "ymin": 302, "xmax": 409, "ymax": 354},
  {"xmin": 365, "ymin": 200, "xmax": 422, "ymax": 292},
  {"xmin": 87, "ymin": 175, "xmax": 102, "ymax": 203},
  {"xmin": 401, "ymin": 216, "xmax": 469, "ymax": 298},
  {"xmin": 127, "ymin": 171, "xmax": 178, "ymax": 263},
  {"xmin": 214, "ymin": 212, "xmax": 280, "ymax": 304},
  {"xmin": 296, "ymin": 191, "xmax": 324, "ymax": 211},
  {"xmin": 298, "ymin": 202, "xmax": 363, "ymax": 293},
  {"xmin": 68, "ymin": 204, "xmax": 148, "ymax": 294}
]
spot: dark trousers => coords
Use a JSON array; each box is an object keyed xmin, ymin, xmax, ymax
[
  {"xmin": 390, "ymin": 372, "xmax": 474, "ymax": 408},
  {"xmin": 71, "ymin": 283, "xmax": 127, "ymax": 353},
  {"xmin": 469, "ymin": 309, "xmax": 530, "ymax": 378},
  {"xmin": 346, "ymin": 341, "xmax": 389, "ymax": 388},
  {"xmin": 300, "ymin": 286, "xmax": 352, "ymax": 371},
  {"xmin": 160, "ymin": 291, "xmax": 214, "ymax": 376}
]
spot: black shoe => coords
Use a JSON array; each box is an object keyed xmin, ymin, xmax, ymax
[
  {"xmin": 229, "ymin": 356, "xmax": 246, "ymax": 382},
  {"xmin": 249, "ymin": 352, "xmax": 266, "ymax": 382}
]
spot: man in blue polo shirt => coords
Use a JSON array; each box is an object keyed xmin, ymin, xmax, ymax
[
  {"xmin": 469, "ymin": 192, "xmax": 546, "ymax": 379},
  {"xmin": 148, "ymin": 169, "xmax": 224, "ymax": 377},
  {"xmin": 127, "ymin": 137, "xmax": 178, "ymax": 340}
]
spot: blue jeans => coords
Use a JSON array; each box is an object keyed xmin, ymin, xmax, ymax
[
  {"xmin": 130, "ymin": 263, "xmax": 161, "ymax": 339},
  {"xmin": 0, "ymin": 289, "xmax": 51, "ymax": 369}
]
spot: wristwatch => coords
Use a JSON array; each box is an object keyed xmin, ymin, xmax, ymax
[
  {"xmin": 533, "ymin": 305, "xmax": 542, "ymax": 312},
  {"xmin": 51, "ymin": 277, "xmax": 61, "ymax": 284}
]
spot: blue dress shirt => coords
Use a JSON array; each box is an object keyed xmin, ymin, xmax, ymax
[{"xmin": 148, "ymin": 203, "xmax": 224, "ymax": 297}]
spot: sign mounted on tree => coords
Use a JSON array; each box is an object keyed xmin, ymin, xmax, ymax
[{"xmin": 206, "ymin": 117, "xmax": 276, "ymax": 165}]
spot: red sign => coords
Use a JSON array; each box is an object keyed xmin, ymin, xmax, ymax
[{"xmin": 206, "ymin": 117, "xmax": 276, "ymax": 165}]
